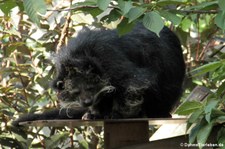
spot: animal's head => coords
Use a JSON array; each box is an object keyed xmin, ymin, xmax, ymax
[{"xmin": 51, "ymin": 56, "xmax": 115, "ymax": 108}]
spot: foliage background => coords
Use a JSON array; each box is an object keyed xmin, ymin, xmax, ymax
[{"xmin": 0, "ymin": 0, "xmax": 225, "ymax": 148}]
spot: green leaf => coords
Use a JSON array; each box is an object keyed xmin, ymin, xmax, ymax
[
  {"xmin": 181, "ymin": 18, "xmax": 192, "ymax": 32},
  {"xmin": 97, "ymin": 0, "xmax": 111, "ymax": 10},
  {"xmin": 79, "ymin": 7, "xmax": 102, "ymax": 17},
  {"xmin": 197, "ymin": 122, "xmax": 213, "ymax": 149},
  {"xmin": 157, "ymin": 0, "xmax": 188, "ymax": 6},
  {"xmin": 117, "ymin": 18, "xmax": 136, "ymax": 36},
  {"xmin": 175, "ymin": 101, "xmax": 203, "ymax": 115},
  {"xmin": 23, "ymin": 0, "xmax": 47, "ymax": 26},
  {"xmin": 210, "ymin": 108, "xmax": 225, "ymax": 118},
  {"xmin": 191, "ymin": 60, "xmax": 224, "ymax": 76},
  {"xmin": 217, "ymin": 127, "xmax": 225, "ymax": 147},
  {"xmin": 188, "ymin": 109, "xmax": 203, "ymax": 123},
  {"xmin": 189, "ymin": 122, "xmax": 202, "ymax": 144},
  {"xmin": 127, "ymin": 7, "xmax": 146, "ymax": 23},
  {"xmin": 159, "ymin": 10, "xmax": 181, "ymax": 25},
  {"xmin": 204, "ymin": 99, "xmax": 219, "ymax": 123},
  {"xmin": 187, "ymin": 1, "xmax": 218, "ymax": 11},
  {"xmin": 75, "ymin": 133, "xmax": 89, "ymax": 149},
  {"xmin": 118, "ymin": 0, "xmax": 133, "ymax": 16},
  {"xmin": 45, "ymin": 132, "xmax": 69, "ymax": 149},
  {"xmin": 71, "ymin": 13, "xmax": 94, "ymax": 25},
  {"xmin": 217, "ymin": 81, "xmax": 225, "ymax": 96},
  {"xmin": 215, "ymin": 116, "xmax": 225, "ymax": 124},
  {"xmin": 215, "ymin": 11, "xmax": 225, "ymax": 30},
  {"xmin": 0, "ymin": 137, "xmax": 23, "ymax": 148},
  {"xmin": 219, "ymin": 0, "xmax": 225, "ymax": 10},
  {"xmin": 101, "ymin": 9, "xmax": 121, "ymax": 23},
  {"xmin": 74, "ymin": 0, "xmax": 98, "ymax": 7},
  {"xmin": 143, "ymin": 11, "xmax": 164, "ymax": 36},
  {"xmin": 0, "ymin": 0, "xmax": 17, "ymax": 15}
]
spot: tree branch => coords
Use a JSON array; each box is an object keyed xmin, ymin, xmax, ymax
[
  {"xmin": 177, "ymin": 9, "xmax": 219, "ymax": 14},
  {"xmin": 56, "ymin": 11, "xmax": 72, "ymax": 52}
]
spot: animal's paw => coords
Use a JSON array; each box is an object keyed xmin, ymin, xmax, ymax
[
  {"xmin": 82, "ymin": 111, "xmax": 103, "ymax": 120},
  {"xmin": 82, "ymin": 112, "xmax": 93, "ymax": 120}
]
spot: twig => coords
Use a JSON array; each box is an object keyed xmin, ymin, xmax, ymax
[
  {"xmin": 13, "ymin": 53, "xmax": 29, "ymax": 106},
  {"xmin": 88, "ymin": 126, "xmax": 102, "ymax": 149},
  {"xmin": 56, "ymin": 11, "xmax": 72, "ymax": 52},
  {"xmin": 47, "ymin": 4, "xmax": 219, "ymax": 15},
  {"xmin": 177, "ymin": 9, "xmax": 219, "ymax": 14},
  {"xmin": 47, "ymin": 5, "xmax": 100, "ymax": 12},
  {"xmin": 209, "ymin": 45, "xmax": 225, "ymax": 58},
  {"xmin": 70, "ymin": 128, "xmax": 75, "ymax": 148},
  {"xmin": 196, "ymin": 14, "xmax": 200, "ymax": 62}
]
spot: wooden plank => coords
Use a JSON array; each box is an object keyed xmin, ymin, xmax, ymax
[
  {"xmin": 185, "ymin": 86, "xmax": 211, "ymax": 102},
  {"xmin": 117, "ymin": 135, "xmax": 189, "ymax": 149},
  {"xmin": 104, "ymin": 121, "xmax": 149, "ymax": 149},
  {"xmin": 118, "ymin": 126, "xmax": 220, "ymax": 149},
  {"xmin": 19, "ymin": 118, "xmax": 187, "ymax": 127}
]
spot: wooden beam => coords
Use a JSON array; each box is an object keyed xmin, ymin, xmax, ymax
[
  {"xmin": 19, "ymin": 118, "xmax": 187, "ymax": 127},
  {"xmin": 104, "ymin": 121, "xmax": 149, "ymax": 149}
]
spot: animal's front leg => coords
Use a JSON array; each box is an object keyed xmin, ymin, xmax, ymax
[
  {"xmin": 82, "ymin": 85, "xmax": 116, "ymax": 120},
  {"xmin": 81, "ymin": 109, "xmax": 103, "ymax": 120},
  {"xmin": 115, "ymin": 85, "xmax": 146, "ymax": 118}
]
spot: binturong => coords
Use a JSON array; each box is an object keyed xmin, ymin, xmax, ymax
[{"xmin": 13, "ymin": 23, "xmax": 185, "ymax": 126}]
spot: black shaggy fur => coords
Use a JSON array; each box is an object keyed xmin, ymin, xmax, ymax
[{"xmin": 13, "ymin": 23, "xmax": 185, "ymax": 126}]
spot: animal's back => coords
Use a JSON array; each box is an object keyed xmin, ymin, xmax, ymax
[{"xmin": 68, "ymin": 24, "xmax": 185, "ymax": 118}]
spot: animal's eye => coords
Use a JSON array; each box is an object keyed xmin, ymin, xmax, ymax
[{"xmin": 56, "ymin": 81, "xmax": 64, "ymax": 90}]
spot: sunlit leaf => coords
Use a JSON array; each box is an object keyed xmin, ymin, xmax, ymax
[
  {"xmin": 0, "ymin": 0, "xmax": 17, "ymax": 15},
  {"xmin": 215, "ymin": 11, "xmax": 225, "ymax": 30},
  {"xmin": 45, "ymin": 132, "xmax": 69, "ymax": 149},
  {"xmin": 191, "ymin": 60, "xmax": 224, "ymax": 76},
  {"xmin": 97, "ymin": 0, "xmax": 111, "ymax": 10},
  {"xmin": 159, "ymin": 10, "xmax": 181, "ymax": 25},
  {"xmin": 101, "ymin": 9, "xmax": 121, "ymax": 23},
  {"xmin": 181, "ymin": 18, "xmax": 192, "ymax": 32},
  {"xmin": 175, "ymin": 101, "xmax": 203, "ymax": 115},
  {"xmin": 23, "ymin": 0, "xmax": 47, "ymax": 26},
  {"xmin": 118, "ymin": 0, "xmax": 133, "ymax": 15},
  {"xmin": 143, "ymin": 11, "xmax": 164, "ymax": 36},
  {"xmin": 127, "ymin": 7, "xmax": 146, "ymax": 23}
]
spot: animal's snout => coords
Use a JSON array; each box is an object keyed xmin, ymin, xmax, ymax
[{"xmin": 57, "ymin": 91, "xmax": 70, "ymax": 101}]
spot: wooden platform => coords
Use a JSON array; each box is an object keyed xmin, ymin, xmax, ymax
[
  {"xmin": 19, "ymin": 118, "xmax": 187, "ymax": 127},
  {"xmin": 19, "ymin": 118, "xmax": 187, "ymax": 149},
  {"xmin": 19, "ymin": 86, "xmax": 212, "ymax": 148}
]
